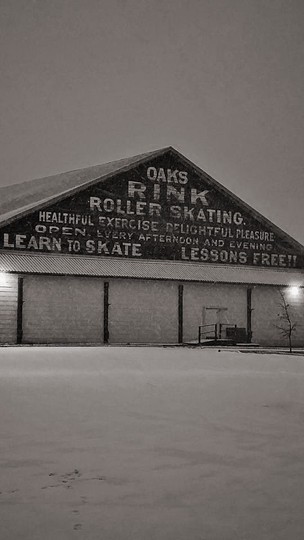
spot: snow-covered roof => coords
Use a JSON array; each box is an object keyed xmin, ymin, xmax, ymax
[
  {"xmin": 0, "ymin": 251, "xmax": 303, "ymax": 286},
  {"xmin": 0, "ymin": 148, "xmax": 168, "ymax": 225}
]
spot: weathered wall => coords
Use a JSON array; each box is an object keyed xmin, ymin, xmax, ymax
[
  {"xmin": 22, "ymin": 275, "xmax": 104, "ymax": 344},
  {"xmin": 1, "ymin": 272, "xmax": 303, "ymax": 347},
  {"xmin": 109, "ymin": 279, "xmax": 178, "ymax": 344},
  {"xmin": 0, "ymin": 273, "xmax": 18, "ymax": 344}
]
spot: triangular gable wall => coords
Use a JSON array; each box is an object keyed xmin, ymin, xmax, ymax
[{"xmin": 1, "ymin": 148, "xmax": 303, "ymax": 269}]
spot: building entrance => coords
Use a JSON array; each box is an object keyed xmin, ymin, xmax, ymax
[{"xmin": 203, "ymin": 306, "xmax": 228, "ymax": 338}]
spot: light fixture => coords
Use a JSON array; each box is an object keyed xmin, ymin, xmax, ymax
[
  {"xmin": 0, "ymin": 272, "xmax": 8, "ymax": 286},
  {"xmin": 288, "ymin": 285, "xmax": 301, "ymax": 297}
]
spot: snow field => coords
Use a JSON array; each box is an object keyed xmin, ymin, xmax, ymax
[{"xmin": 1, "ymin": 346, "xmax": 304, "ymax": 540}]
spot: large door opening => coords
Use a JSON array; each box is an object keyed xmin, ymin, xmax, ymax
[{"xmin": 202, "ymin": 305, "xmax": 248, "ymax": 343}]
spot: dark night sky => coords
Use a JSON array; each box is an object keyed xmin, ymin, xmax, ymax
[{"xmin": 1, "ymin": 0, "xmax": 304, "ymax": 243}]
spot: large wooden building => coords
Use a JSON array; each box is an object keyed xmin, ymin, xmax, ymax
[{"xmin": 0, "ymin": 147, "xmax": 303, "ymax": 346}]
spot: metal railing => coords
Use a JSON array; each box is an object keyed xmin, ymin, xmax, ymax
[
  {"xmin": 198, "ymin": 323, "xmax": 238, "ymax": 344},
  {"xmin": 198, "ymin": 324, "xmax": 218, "ymax": 344}
]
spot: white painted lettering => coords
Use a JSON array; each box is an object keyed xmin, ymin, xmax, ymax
[
  {"xmin": 190, "ymin": 189, "xmax": 209, "ymax": 205},
  {"xmin": 90, "ymin": 197, "xmax": 102, "ymax": 211},
  {"xmin": 3, "ymin": 233, "xmax": 14, "ymax": 248},
  {"xmin": 128, "ymin": 181, "xmax": 146, "ymax": 199}
]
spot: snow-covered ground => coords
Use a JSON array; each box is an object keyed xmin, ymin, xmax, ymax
[{"xmin": 1, "ymin": 346, "xmax": 304, "ymax": 540}]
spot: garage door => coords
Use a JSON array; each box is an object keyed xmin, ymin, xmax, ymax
[{"xmin": 22, "ymin": 276, "xmax": 104, "ymax": 344}]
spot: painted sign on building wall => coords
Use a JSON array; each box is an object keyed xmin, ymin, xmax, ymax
[{"xmin": 0, "ymin": 153, "xmax": 303, "ymax": 267}]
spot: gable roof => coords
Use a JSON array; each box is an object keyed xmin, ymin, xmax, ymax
[{"xmin": 0, "ymin": 146, "xmax": 303, "ymax": 254}]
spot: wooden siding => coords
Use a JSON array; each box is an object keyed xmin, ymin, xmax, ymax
[
  {"xmin": 22, "ymin": 276, "xmax": 104, "ymax": 344},
  {"xmin": 109, "ymin": 279, "xmax": 178, "ymax": 344},
  {"xmin": 0, "ymin": 273, "xmax": 18, "ymax": 343}
]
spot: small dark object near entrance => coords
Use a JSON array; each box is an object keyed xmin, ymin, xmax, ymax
[{"xmin": 226, "ymin": 327, "xmax": 247, "ymax": 343}]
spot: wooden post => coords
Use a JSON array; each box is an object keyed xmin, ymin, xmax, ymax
[
  {"xmin": 178, "ymin": 284, "xmax": 183, "ymax": 344},
  {"xmin": 247, "ymin": 287, "xmax": 252, "ymax": 343},
  {"xmin": 17, "ymin": 277, "xmax": 23, "ymax": 344},
  {"xmin": 104, "ymin": 282, "xmax": 109, "ymax": 344}
]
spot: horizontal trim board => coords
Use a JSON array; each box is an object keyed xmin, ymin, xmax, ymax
[{"xmin": 0, "ymin": 252, "xmax": 304, "ymax": 286}]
